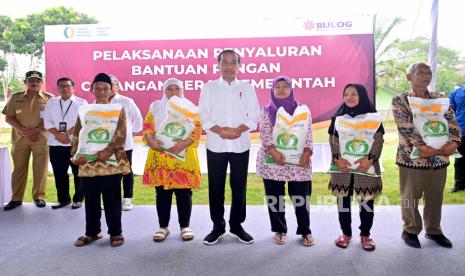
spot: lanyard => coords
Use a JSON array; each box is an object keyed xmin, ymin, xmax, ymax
[{"xmin": 59, "ymin": 99, "xmax": 73, "ymax": 121}]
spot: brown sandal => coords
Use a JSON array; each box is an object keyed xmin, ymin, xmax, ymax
[
  {"xmin": 302, "ymin": 234, "xmax": 315, "ymax": 247},
  {"xmin": 153, "ymin": 228, "xmax": 170, "ymax": 242},
  {"xmin": 361, "ymin": 236, "xmax": 376, "ymax": 251},
  {"xmin": 273, "ymin": 232, "xmax": 286, "ymax": 245},
  {"xmin": 181, "ymin": 228, "xmax": 194, "ymax": 241},
  {"xmin": 335, "ymin": 235, "xmax": 352, "ymax": 248},
  {"xmin": 110, "ymin": 235, "xmax": 125, "ymax": 247},
  {"xmin": 74, "ymin": 234, "xmax": 103, "ymax": 247}
]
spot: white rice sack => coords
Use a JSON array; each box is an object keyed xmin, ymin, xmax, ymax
[
  {"xmin": 267, "ymin": 105, "xmax": 310, "ymax": 165},
  {"xmin": 155, "ymin": 96, "xmax": 199, "ymax": 161},
  {"xmin": 329, "ymin": 112, "xmax": 382, "ymax": 177},
  {"xmin": 408, "ymin": 97, "xmax": 450, "ymax": 159},
  {"xmin": 74, "ymin": 104, "xmax": 122, "ymax": 165}
]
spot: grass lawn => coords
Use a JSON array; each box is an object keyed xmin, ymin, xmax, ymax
[{"xmin": 1, "ymin": 123, "xmax": 464, "ymax": 205}]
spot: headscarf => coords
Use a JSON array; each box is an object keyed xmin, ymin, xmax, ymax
[
  {"xmin": 264, "ymin": 75, "xmax": 299, "ymax": 125},
  {"xmin": 150, "ymin": 78, "xmax": 184, "ymax": 132},
  {"xmin": 328, "ymin": 83, "xmax": 384, "ymax": 136}
]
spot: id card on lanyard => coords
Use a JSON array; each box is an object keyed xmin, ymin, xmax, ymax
[{"xmin": 59, "ymin": 99, "xmax": 73, "ymax": 132}]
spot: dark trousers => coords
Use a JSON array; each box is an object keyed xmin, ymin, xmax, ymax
[
  {"xmin": 454, "ymin": 136, "xmax": 465, "ymax": 189},
  {"xmin": 83, "ymin": 174, "xmax": 122, "ymax": 237},
  {"xmin": 337, "ymin": 175, "xmax": 374, "ymax": 236},
  {"xmin": 155, "ymin": 187, "xmax": 192, "ymax": 228},
  {"xmin": 264, "ymin": 179, "xmax": 312, "ymax": 236},
  {"xmin": 122, "ymin": 150, "xmax": 134, "ymax": 198},
  {"xmin": 206, "ymin": 150, "xmax": 249, "ymax": 232},
  {"xmin": 49, "ymin": 146, "xmax": 83, "ymax": 203}
]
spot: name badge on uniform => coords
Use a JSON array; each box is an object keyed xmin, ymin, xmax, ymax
[
  {"xmin": 40, "ymin": 111, "xmax": 44, "ymax": 118},
  {"xmin": 59, "ymin": 122, "xmax": 67, "ymax": 132}
]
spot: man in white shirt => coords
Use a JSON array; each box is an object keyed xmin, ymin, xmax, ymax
[
  {"xmin": 44, "ymin": 77, "xmax": 88, "ymax": 209},
  {"xmin": 199, "ymin": 50, "xmax": 260, "ymax": 245},
  {"xmin": 109, "ymin": 75, "xmax": 143, "ymax": 211}
]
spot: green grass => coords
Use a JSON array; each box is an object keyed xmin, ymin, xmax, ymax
[
  {"xmin": 1, "ymin": 124, "xmax": 464, "ymax": 205},
  {"xmin": 376, "ymin": 86, "xmax": 399, "ymax": 111}
]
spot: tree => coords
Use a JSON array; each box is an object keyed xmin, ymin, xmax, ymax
[
  {"xmin": 373, "ymin": 14, "xmax": 405, "ymax": 61},
  {"xmin": 9, "ymin": 6, "xmax": 98, "ymax": 69},
  {"xmin": 0, "ymin": 15, "xmax": 14, "ymax": 101},
  {"xmin": 374, "ymin": 15, "xmax": 465, "ymax": 95},
  {"xmin": 0, "ymin": 7, "xmax": 98, "ymax": 101},
  {"xmin": 382, "ymin": 37, "xmax": 465, "ymax": 93}
]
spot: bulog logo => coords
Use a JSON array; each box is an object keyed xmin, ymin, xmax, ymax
[{"xmin": 303, "ymin": 19, "xmax": 352, "ymax": 31}]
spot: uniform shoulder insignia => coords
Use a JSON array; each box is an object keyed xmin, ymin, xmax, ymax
[
  {"xmin": 43, "ymin": 91, "xmax": 55, "ymax": 98},
  {"xmin": 11, "ymin": 90, "xmax": 26, "ymax": 96}
]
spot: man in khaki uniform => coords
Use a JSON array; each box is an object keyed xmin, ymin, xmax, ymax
[{"xmin": 2, "ymin": 71, "xmax": 54, "ymax": 210}]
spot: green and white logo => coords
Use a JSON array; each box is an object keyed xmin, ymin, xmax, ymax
[
  {"xmin": 423, "ymin": 120, "xmax": 447, "ymax": 137},
  {"xmin": 276, "ymin": 132, "xmax": 298, "ymax": 150},
  {"xmin": 411, "ymin": 147, "xmax": 420, "ymax": 158},
  {"xmin": 87, "ymin": 128, "xmax": 110, "ymax": 144},
  {"xmin": 344, "ymin": 138, "xmax": 369, "ymax": 157},
  {"xmin": 161, "ymin": 122, "xmax": 187, "ymax": 139}
]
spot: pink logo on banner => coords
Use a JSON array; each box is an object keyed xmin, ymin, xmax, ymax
[{"xmin": 45, "ymin": 34, "xmax": 374, "ymax": 123}]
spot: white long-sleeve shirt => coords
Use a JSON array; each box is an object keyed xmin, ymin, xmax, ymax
[
  {"xmin": 199, "ymin": 77, "xmax": 260, "ymax": 153},
  {"xmin": 43, "ymin": 95, "xmax": 88, "ymax": 146},
  {"xmin": 110, "ymin": 93, "xmax": 143, "ymax": 151}
]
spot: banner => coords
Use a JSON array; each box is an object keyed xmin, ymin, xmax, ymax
[{"xmin": 45, "ymin": 16, "xmax": 374, "ymax": 123}]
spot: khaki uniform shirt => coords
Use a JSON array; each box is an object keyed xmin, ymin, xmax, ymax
[{"xmin": 2, "ymin": 90, "xmax": 54, "ymax": 143}]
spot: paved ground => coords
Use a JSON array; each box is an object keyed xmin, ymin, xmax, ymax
[{"xmin": 0, "ymin": 204, "xmax": 464, "ymax": 276}]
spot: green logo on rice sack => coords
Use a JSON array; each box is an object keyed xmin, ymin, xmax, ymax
[
  {"xmin": 344, "ymin": 138, "xmax": 369, "ymax": 157},
  {"xmin": 276, "ymin": 132, "xmax": 298, "ymax": 150},
  {"xmin": 411, "ymin": 147, "xmax": 420, "ymax": 158},
  {"xmin": 423, "ymin": 120, "xmax": 447, "ymax": 137},
  {"xmin": 87, "ymin": 128, "xmax": 110, "ymax": 144},
  {"xmin": 162, "ymin": 122, "xmax": 187, "ymax": 139}
]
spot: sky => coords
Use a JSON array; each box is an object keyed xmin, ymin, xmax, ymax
[{"xmin": 1, "ymin": 0, "xmax": 464, "ymax": 58}]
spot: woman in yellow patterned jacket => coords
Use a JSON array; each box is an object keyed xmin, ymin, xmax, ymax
[{"xmin": 143, "ymin": 78, "xmax": 201, "ymax": 242}]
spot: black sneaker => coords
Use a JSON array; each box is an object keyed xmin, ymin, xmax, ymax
[
  {"xmin": 203, "ymin": 230, "xmax": 225, "ymax": 245},
  {"xmin": 425, "ymin": 233, "xmax": 453, "ymax": 248},
  {"xmin": 34, "ymin": 199, "xmax": 46, "ymax": 208},
  {"xmin": 71, "ymin": 202, "xmax": 83, "ymax": 209},
  {"xmin": 3, "ymin": 201, "xmax": 22, "ymax": 211},
  {"xmin": 402, "ymin": 231, "xmax": 421, "ymax": 248},
  {"xmin": 229, "ymin": 229, "xmax": 254, "ymax": 244}
]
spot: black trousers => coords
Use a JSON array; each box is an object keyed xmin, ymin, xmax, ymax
[
  {"xmin": 122, "ymin": 150, "xmax": 134, "ymax": 198},
  {"xmin": 264, "ymin": 179, "xmax": 312, "ymax": 236},
  {"xmin": 454, "ymin": 136, "xmax": 465, "ymax": 189},
  {"xmin": 83, "ymin": 174, "xmax": 122, "ymax": 237},
  {"xmin": 49, "ymin": 146, "xmax": 83, "ymax": 203},
  {"xmin": 155, "ymin": 187, "xmax": 192, "ymax": 228},
  {"xmin": 337, "ymin": 175, "xmax": 374, "ymax": 236},
  {"xmin": 206, "ymin": 150, "xmax": 249, "ymax": 232}
]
